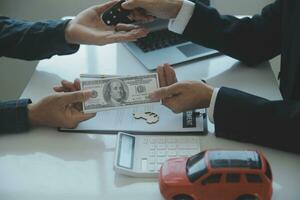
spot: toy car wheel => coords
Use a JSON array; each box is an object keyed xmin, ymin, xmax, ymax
[
  {"xmin": 172, "ymin": 194, "xmax": 193, "ymax": 200},
  {"xmin": 236, "ymin": 194, "xmax": 259, "ymax": 200}
]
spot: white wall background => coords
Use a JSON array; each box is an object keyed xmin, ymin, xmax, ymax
[{"xmin": 0, "ymin": 0, "xmax": 276, "ymax": 100}]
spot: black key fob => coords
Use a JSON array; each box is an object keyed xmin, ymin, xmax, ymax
[{"xmin": 102, "ymin": 0, "xmax": 134, "ymax": 26}]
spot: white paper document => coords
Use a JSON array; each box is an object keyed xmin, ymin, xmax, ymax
[{"xmin": 60, "ymin": 103, "xmax": 206, "ymax": 135}]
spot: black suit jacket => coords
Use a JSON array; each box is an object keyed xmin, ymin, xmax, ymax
[
  {"xmin": 182, "ymin": 0, "xmax": 300, "ymax": 153},
  {"xmin": 0, "ymin": 17, "xmax": 79, "ymax": 133}
]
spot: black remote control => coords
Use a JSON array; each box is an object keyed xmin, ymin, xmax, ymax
[{"xmin": 102, "ymin": 0, "xmax": 134, "ymax": 26}]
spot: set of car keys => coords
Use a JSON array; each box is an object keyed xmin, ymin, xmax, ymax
[
  {"xmin": 102, "ymin": 0, "xmax": 134, "ymax": 26},
  {"xmin": 133, "ymin": 112, "xmax": 159, "ymax": 124}
]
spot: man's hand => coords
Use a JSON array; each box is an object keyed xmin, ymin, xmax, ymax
[
  {"xmin": 53, "ymin": 79, "xmax": 81, "ymax": 92},
  {"xmin": 122, "ymin": 0, "xmax": 183, "ymax": 19},
  {"xmin": 28, "ymin": 91, "xmax": 95, "ymax": 129},
  {"xmin": 65, "ymin": 1, "xmax": 149, "ymax": 45},
  {"xmin": 53, "ymin": 79, "xmax": 83, "ymax": 112},
  {"xmin": 149, "ymin": 64, "xmax": 214, "ymax": 113}
]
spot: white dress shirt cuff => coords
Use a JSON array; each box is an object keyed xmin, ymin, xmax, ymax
[
  {"xmin": 168, "ymin": 0, "xmax": 195, "ymax": 34},
  {"xmin": 208, "ymin": 88, "xmax": 220, "ymax": 124}
]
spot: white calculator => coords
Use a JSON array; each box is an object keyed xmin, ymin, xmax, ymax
[{"xmin": 114, "ymin": 132, "xmax": 201, "ymax": 178}]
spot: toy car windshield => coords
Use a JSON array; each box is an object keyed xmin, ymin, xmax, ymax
[
  {"xmin": 186, "ymin": 151, "xmax": 208, "ymax": 182},
  {"xmin": 208, "ymin": 150, "xmax": 262, "ymax": 169}
]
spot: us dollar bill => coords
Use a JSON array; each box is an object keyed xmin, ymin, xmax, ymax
[{"xmin": 81, "ymin": 74, "xmax": 160, "ymax": 113}]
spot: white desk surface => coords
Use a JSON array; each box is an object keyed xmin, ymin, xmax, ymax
[{"xmin": 1, "ymin": 44, "xmax": 300, "ymax": 200}]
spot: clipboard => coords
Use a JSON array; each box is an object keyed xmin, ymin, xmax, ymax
[{"xmin": 59, "ymin": 74, "xmax": 207, "ymax": 135}]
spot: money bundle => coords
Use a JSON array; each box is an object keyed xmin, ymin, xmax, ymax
[{"xmin": 81, "ymin": 74, "xmax": 160, "ymax": 113}]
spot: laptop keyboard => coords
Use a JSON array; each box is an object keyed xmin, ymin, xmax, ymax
[{"xmin": 134, "ymin": 29, "xmax": 188, "ymax": 52}]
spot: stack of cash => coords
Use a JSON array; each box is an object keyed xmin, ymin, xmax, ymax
[{"xmin": 80, "ymin": 74, "xmax": 160, "ymax": 113}]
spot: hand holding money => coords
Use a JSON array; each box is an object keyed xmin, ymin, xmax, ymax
[
  {"xmin": 81, "ymin": 74, "xmax": 160, "ymax": 113},
  {"xmin": 28, "ymin": 91, "xmax": 95, "ymax": 129}
]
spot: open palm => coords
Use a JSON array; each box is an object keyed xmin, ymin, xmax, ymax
[{"xmin": 65, "ymin": 1, "xmax": 148, "ymax": 45}]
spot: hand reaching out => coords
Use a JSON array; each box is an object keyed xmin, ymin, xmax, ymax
[
  {"xmin": 65, "ymin": 1, "xmax": 149, "ymax": 45},
  {"xmin": 150, "ymin": 64, "xmax": 214, "ymax": 113},
  {"xmin": 28, "ymin": 90, "xmax": 95, "ymax": 129}
]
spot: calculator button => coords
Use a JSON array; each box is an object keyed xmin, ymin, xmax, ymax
[
  {"xmin": 148, "ymin": 157, "xmax": 156, "ymax": 163},
  {"xmin": 166, "ymin": 138, "xmax": 176, "ymax": 143},
  {"xmin": 166, "ymin": 138, "xmax": 173, "ymax": 143},
  {"xmin": 186, "ymin": 144, "xmax": 199, "ymax": 149},
  {"xmin": 185, "ymin": 138, "xmax": 192, "ymax": 143},
  {"xmin": 157, "ymin": 144, "xmax": 166, "ymax": 150},
  {"xmin": 192, "ymin": 138, "xmax": 199, "ymax": 143},
  {"xmin": 149, "ymin": 150, "xmax": 155, "ymax": 156},
  {"xmin": 148, "ymin": 164, "xmax": 155, "ymax": 171},
  {"xmin": 168, "ymin": 150, "xmax": 177, "ymax": 157},
  {"xmin": 157, "ymin": 157, "xmax": 166, "ymax": 164},
  {"xmin": 143, "ymin": 138, "xmax": 149, "ymax": 144},
  {"xmin": 168, "ymin": 144, "xmax": 176, "ymax": 149},
  {"xmin": 150, "ymin": 139, "xmax": 156, "ymax": 144},
  {"xmin": 166, "ymin": 137, "xmax": 173, "ymax": 144},
  {"xmin": 157, "ymin": 138, "xmax": 166, "ymax": 144},
  {"xmin": 179, "ymin": 138, "xmax": 187, "ymax": 143},
  {"xmin": 174, "ymin": 138, "xmax": 181, "ymax": 143},
  {"xmin": 141, "ymin": 158, "xmax": 148, "ymax": 171},
  {"xmin": 178, "ymin": 151, "xmax": 186, "ymax": 156},
  {"xmin": 177, "ymin": 144, "xmax": 188, "ymax": 149},
  {"xmin": 157, "ymin": 150, "xmax": 166, "ymax": 157}
]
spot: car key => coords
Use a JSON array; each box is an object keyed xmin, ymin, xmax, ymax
[{"xmin": 102, "ymin": 0, "xmax": 134, "ymax": 26}]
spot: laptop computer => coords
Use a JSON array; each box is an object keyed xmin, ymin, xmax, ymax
[{"xmin": 123, "ymin": 0, "xmax": 218, "ymax": 70}]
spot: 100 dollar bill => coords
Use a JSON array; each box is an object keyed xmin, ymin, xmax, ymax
[{"xmin": 81, "ymin": 74, "xmax": 160, "ymax": 113}]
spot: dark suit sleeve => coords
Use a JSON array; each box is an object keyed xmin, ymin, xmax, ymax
[
  {"xmin": 214, "ymin": 87, "xmax": 300, "ymax": 153},
  {"xmin": 0, "ymin": 99, "xmax": 32, "ymax": 133},
  {"xmin": 182, "ymin": 0, "xmax": 282, "ymax": 65},
  {"xmin": 0, "ymin": 17, "xmax": 79, "ymax": 60}
]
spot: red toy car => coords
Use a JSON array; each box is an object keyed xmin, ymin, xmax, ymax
[{"xmin": 159, "ymin": 150, "xmax": 272, "ymax": 200}]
